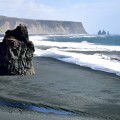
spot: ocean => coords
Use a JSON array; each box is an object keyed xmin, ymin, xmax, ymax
[{"xmin": 28, "ymin": 34, "xmax": 120, "ymax": 76}]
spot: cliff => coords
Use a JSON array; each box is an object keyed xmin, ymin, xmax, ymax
[{"xmin": 0, "ymin": 16, "xmax": 87, "ymax": 34}]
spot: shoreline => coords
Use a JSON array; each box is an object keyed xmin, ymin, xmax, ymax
[
  {"xmin": 0, "ymin": 97, "xmax": 72, "ymax": 115},
  {"xmin": 0, "ymin": 106, "xmax": 108, "ymax": 120},
  {"xmin": 0, "ymin": 56, "xmax": 120, "ymax": 120}
]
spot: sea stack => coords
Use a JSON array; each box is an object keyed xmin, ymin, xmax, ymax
[{"xmin": 0, "ymin": 24, "xmax": 35, "ymax": 75}]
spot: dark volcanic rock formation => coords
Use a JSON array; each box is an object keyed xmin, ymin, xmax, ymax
[
  {"xmin": 0, "ymin": 24, "xmax": 35, "ymax": 75},
  {"xmin": 98, "ymin": 30, "xmax": 107, "ymax": 35},
  {"xmin": 0, "ymin": 16, "xmax": 87, "ymax": 34}
]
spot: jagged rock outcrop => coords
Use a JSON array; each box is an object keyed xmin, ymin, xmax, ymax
[
  {"xmin": 0, "ymin": 24, "xmax": 35, "ymax": 75},
  {"xmin": 98, "ymin": 30, "xmax": 107, "ymax": 35},
  {"xmin": 0, "ymin": 16, "xmax": 87, "ymax": 34}
]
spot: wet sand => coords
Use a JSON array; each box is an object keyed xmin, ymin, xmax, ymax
[
  {"xmin": 0, "ymin": 57, "xmax": 120, "ymax": 120},
  {"xmin": 0, "ymin": 107, "xmax": 107, "ymax": 120}
]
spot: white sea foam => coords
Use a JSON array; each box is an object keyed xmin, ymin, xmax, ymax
[
  {"xmin": 34, "ymin": 48, "xmax": 120, "ymax": 76},
  {"xmin": 29, "ymin": 35, "xmax": 48, "ymax": 41},
  {"xmin": 30, "ymin": 36, "xmax": 120, "ymax": 52},
  {"xmin": 30, "ymin": 35, "xmax": 120, "ymax": 76}
]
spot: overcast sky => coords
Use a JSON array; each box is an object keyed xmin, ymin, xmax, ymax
[{"xmin": 0, "ymin": 0, "xmax": 120, "ymax": 34}]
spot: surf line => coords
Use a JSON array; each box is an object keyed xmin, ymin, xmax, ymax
[{"xmin": 0, "ymin": 100, "xmax": 72, "ymax": 115}]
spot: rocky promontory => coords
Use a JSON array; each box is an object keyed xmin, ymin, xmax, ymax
[
  {"xmin": 0, "ymin": 24, "xmax": 35, "ymax": 75},
  {"xmin": 0, "ymin": 16, "xmax": 87, "ymax": 34}
]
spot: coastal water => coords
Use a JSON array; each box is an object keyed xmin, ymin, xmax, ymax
[{"xmin": 29, "ymin": 34, "xmax": 120, "ymax": 76}]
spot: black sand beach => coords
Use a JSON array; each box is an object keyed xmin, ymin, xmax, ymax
[{"xmin": 0, "ymin": 57, "xmax": 120, "ymax": 120}]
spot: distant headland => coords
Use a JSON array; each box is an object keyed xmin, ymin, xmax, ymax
[{"xmin": 0, "ymin": 15, "xmax": 87, "ymax": 34}]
